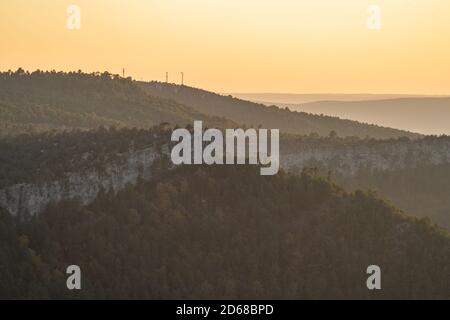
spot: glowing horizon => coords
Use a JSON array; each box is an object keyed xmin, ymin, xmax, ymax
[{"xmin": 1, "ymin": 0, "xmax": 450, "ymax": 94}]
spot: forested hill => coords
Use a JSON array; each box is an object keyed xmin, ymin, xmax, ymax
[
  {"xmin": 0, "ymin": 70, "xmax": 421, "ymax": 139},
  {"xmin": 1, "ymin": 165, "xmax": 448, "ymax": 299},
  {"xmin": 140, "ymin": 81, "xmax": 420, "ymax": 139},
  {"xmin": 1, "ymin": 128, "xmax": 449, "ymax": 227},
  {"xmin": 0, "ymin": 70, "xmax": 236, "ymax": 136}
]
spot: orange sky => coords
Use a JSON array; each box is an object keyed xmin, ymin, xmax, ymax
[{"xmin": 1, "ymin": 0, "xmax": 450, "ymax": 94}]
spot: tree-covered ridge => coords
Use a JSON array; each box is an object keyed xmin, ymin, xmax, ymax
[
  {"xmin": 141, "ymin": 81, "xmax": 421, "ymax": 139},
  {"xmin": 1, "ymin": 125, "xmax": 449, "ymax": 233},
  {"xmin": 1, "ymin": 165, "xmax": 448, "ymax": 299},
  {"xmin": 334, "ymin": 163, "xmax": 450, "ymax": 229},
  {"xmin": 0, "ymin": 124, "xmax": 441, "ymax": 188},
  {"xmin": 0, "ymin": 69, "xmax": 419, "ymax": 139},
  {"xmin": 0, "ymin": 126, "xmax": 172, "ymax": 188},
  {"xmin": 0, "ymin": 69, "xmax": 236, "ymax": 136}
]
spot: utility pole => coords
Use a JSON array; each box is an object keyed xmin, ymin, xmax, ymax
[{"xmin": 181, "ymin": 72, "xmax": 184, "ymax": 86}]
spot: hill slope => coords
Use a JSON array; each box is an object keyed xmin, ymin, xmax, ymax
[
  {"xmin": 1, "ymin": 165, "xmax": 449, "ymax": 299},
  {"xmin": 141, "ymin": 82, "xmax": 420, "ymax": 139},
  {"xmin": 333, "ymin": 163, "xmax": 450, "ymax": 229},
  {"xmin": 0, "ymin": 70, "xmax": 235, "ymax": 136}
]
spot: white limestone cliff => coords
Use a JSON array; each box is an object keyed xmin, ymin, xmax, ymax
[
  {"xmin": 0, "ymin": 147, "xmax": 159, "ymax": 216},
  {"xmin": 1, "ymin": 138, "xmax": 450, "ymax": 216}
]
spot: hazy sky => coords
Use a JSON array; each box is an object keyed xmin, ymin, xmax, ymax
[{"xmin": 1, "ymin": 0, "xmax": 450, "ymax": 94}]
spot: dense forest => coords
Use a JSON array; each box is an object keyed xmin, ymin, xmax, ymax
[
  {"xmin": 0, "ymin": 69, "xmax": 235, "ymax": 136},
  {"xmin": 0, "ymin": 126, "xmax": 172, "ymax": 187},
  {"xmin": 0, "ymin": 165, "xmax": 448, "ymax": 299},
  {"xmin": 335, "ymin": 163, "xmax": 450, "ymax": 229},
  {"xmin": 1, "ymin": 69, "xmax": 449, "ymax": 300},
  {"xmin": 0, "ymin": 69, "xmax": 419, "ymax": 139},
  {"xmin": 0, "ymin": 124, "xmax": 436, "ymax": 188},
  {"xmin": 1, "ymin": 126, "xmax": 449, "ymax": 231}
]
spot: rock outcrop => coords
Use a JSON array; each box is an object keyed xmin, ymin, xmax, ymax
[
  {"xmin": 0, "ymin": 147, "xmax": 159, "ymax": 216},
  {"xmin": 280, "ymin": 138, "xmax": 450, "ymax": 175},
  {"xmin": 2, "ymin": 137, "xmax": 450, "ymax": 216}
]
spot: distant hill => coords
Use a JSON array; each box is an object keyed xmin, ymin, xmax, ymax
[
  {"xmin": 141, "ymin": 82, "xmax": 420, "ymax": 139},
  {"xmin": 261, "ymin": 98, "xmax": 450, "ymax": 135},
  {"xmin": 0, "ymin": 70, "xmax": 422, "ymax": 138},
  {"xmin": 0, "ymin": 70, "xmax": 235, "ymax": 136},
  {"xmin": 230, "ymin": 93, "xmax": 429, "ymax": 105}
]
